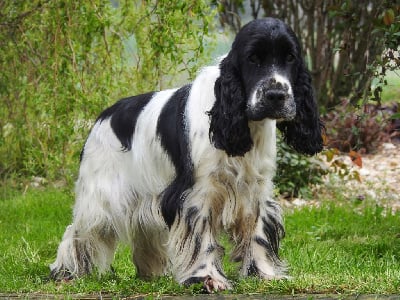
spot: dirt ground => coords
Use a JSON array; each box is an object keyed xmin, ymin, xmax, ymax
[{"xmin": 357, "ymin": 142, "xmax": 400, "ymax": 208}]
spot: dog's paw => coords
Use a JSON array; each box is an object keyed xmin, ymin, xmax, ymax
[
  {"xmin": 49, "ymin": 267, "xmax": 74, "ymax": 282},
  {"xmin": 183, "ymin": 275, "xmax": 231, "ymax": 293},
  {"xmin": 203, "ymin": 275, "xmax": 231, "ymax": 293}
]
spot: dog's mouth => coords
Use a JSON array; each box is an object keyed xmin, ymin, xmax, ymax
[{"xmin": 246, "ymin": 101, "xmax": 296, "ymax": 121}]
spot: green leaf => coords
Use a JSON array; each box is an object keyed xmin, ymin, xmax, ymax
[{"xmin": 390, "ymin": 113, "xmax": 400, "ymax": 119}]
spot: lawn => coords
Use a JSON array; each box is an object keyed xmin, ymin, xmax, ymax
[{"xmin": 0, "ymin": 187, "xmax": 399, "ymax": 297}]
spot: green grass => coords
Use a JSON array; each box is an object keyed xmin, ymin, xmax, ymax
[
  {"xmin": 381, "ymin": 71, "xmax": 400, "ymax": 103},
  {"xmin": 0, "ymin": 187, "xmax": 399, "ymax": 297}
]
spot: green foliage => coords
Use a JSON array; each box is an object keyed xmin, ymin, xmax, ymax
[
  {"xmin": 380, "ymin": 71, "xmax": 400, "ymax": 103},
  {"xmin": 130, "ymin": 0, "xmax": 215, "ymax": 90},
  {"xmin": 366, "ymin": 5, "xmax": 400, "ymax": 104},
  {"xmin": 1, "ymin": 188, "xmax": 399, "ymax": 294},
  {"xmin": 275, "ymin": 138, "xmax": 363, "ymax": 198},
  {"xmin": 0, "ymin": 1, "xmax": 214, "ymax": 181},
  {"xmin": 275, "ymin": 137, "xmax": 327, "ymax": 198}
]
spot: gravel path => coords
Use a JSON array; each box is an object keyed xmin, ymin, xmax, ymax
[
  {"xmin": 282, "ymin": 142, "xmax": 400, "ymax": 210},
  {"xmin": 357, "ymin": 142, "xmax": 400, "ymax": 208}
]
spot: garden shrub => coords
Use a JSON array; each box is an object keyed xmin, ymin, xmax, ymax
[
  {"xmin": 323, "ymin": 101, "xmax": 395, "ymax": 153},
  {"xmin": 275, "ymin": 135, "xmax": 328, "ymax": 198}
]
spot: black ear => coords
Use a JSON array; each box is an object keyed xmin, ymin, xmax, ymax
[
  {"xmin": 208, "ymin": 56, "xmax": 253, "ymax": 156},
  {"xmin": 277, "ymin": 60, "xmax": 324, "ymax": 155}
]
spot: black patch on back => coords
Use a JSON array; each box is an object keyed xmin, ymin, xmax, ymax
[
  {"xmin": 157, "ymin": 84, "xmax": 194, "ymax": 227},
  {"xmin": 96, "ymin": 92, "xmax": 155, "ymax": 150}
]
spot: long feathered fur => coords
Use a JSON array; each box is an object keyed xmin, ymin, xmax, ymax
[
  {"xmin": 277, "ymin": 54, "xmax": 324, "ymax": 155},
  {"xmin": 50, "ymin": 18, "xmax": 323, "ymax": 293},
  {"xmin": 209, "ymin": 55, "xmax": 253, "ymax": 156}
]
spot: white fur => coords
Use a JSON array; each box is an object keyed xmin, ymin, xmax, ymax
[
  {"xmin": 50, "ymin": 65, "xmax": 286, "ymax": 289},
  {"xmin": 273, "ymin": 73, "xmax": 293, "ymax": 94}
]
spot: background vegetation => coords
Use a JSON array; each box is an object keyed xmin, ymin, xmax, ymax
[
  {"xmin": 0, "ymin": 0, "xmax": 214, "ymax": 182},
  {"xmin": 0, "ymin": 1, "xmax": 399, "ymax": 297},
  {"xmin": 1, "ymin": 1, "xmax": 398, "ymax": 190}
]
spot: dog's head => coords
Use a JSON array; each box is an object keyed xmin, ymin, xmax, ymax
[{"xmin": 209, "ymin": 18, "xmax": 324, "ymax": 156}]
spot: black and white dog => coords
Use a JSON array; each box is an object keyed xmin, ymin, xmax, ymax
[{"xmin": 50, "ymin": 18, "xmax": 323, "ymax": 292}]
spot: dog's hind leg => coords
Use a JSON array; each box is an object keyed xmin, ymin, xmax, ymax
[
  {"xmin": 50, "ymin": 120, "xmax": 138, "ymax": 280},
  {"xmin": 50, "ymin": 175, "xmax": 119, "ymax": 280},
  {"xmin": 50, "ymin": 220, "xmax": 118, "ymax": 280},
  {"xmin": 131, "ymin": 226, "xmax": 169, "ymax": 279},
  {"xmin": 131, "ymin": 198, "xmax": 169, "ymax": 279}
]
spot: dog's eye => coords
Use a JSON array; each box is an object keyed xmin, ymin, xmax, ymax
[
  {"xmin": 286, "ymin": 54, "xmax": 295, "ymax": 63},
  {"xmin": 248, "ymin": 54, "xmax": 261, "ymax": 66}
]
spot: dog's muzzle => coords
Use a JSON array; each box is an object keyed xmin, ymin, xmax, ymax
[
  {"xmin": 247, "ymin": 77, "xmax": 296, "ymax": 121},
  {"xmin": 256, "ymin": 77, "xmax": 290, "ymax": 102}
]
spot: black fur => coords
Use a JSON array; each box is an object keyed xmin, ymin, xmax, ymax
[
  {"xmin": 277, "ymin": 61, "xmax": 324, "ymax": 155},
  {"xmin": 190, "ymin": 234, "xmax": 202, "ymax": 267},
  {"xmin": 182, "ymin": 206, "xmax": 200, "ymax": 245},
  {"xmin": 247, "ymin": 259, "xmax": 260, "ymax": 276},
  {"xmin": 261, "ymin": 216, "xmax": 284, "ymax": 255},
  {"xmin": 97, "ymin": 92, "xmax": 154, "ymax": 150},
  {"xmin": 209, "ymin": 48, "xmax": 253, "ymax": 157},
  {"xmin": 157, "ymin": 85, "xmax": 194, "ymax": 227},
  {"xmin": 182, "ymin": 276, "xmax": 209, "ymax": 287},
  {"xmin": 209, "ymin": 18, "xmax": 323, "ymax": 157}
]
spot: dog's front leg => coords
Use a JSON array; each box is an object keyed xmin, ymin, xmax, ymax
[
  {"xmin": 167, "ymin": 195, "xmax": 231, "ymax": 293},
  {"xmin": 240, "ymin": 199, "xmax": 287, "ymax": 279}
]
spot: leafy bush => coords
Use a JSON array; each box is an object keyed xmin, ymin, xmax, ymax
[
  {"xmin": 275, "ymin": 140, "xmax": 365, "ymax": 198},
  {"xmin": 0, "ymin": 1, "xmax": 214, "ymax": 181},
  {"xmin": 275, "ymin": 136, "xmax": 328, "ymax": 198},
  {"xmin": 323, "ymin": 101, "xmax": 394, "ymax": 153}
]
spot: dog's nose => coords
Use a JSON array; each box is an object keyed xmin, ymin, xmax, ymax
[
  {"xmin": 259, "ymin": 77, "xmax": 289, "ymax": 102},
  {"xmin": 264, "ymin": 89, "xmax": 287, "ymax": 102}
]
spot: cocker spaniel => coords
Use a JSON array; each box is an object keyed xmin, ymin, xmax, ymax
[{"xmin": 50, "ymin": 18, "xmax": 323, "ymax": 292}]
